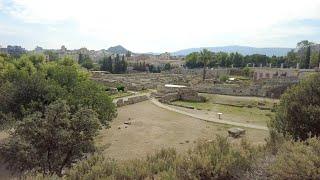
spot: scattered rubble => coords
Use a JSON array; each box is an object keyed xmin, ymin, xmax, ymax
[{"xmin": 228, "ymin": 127, "xmax": 246, "ymax": 138}]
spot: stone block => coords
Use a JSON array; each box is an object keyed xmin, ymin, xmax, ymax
[{"xmin": 228, "ymin": 128, "xmax": 246, "ymax": 138}]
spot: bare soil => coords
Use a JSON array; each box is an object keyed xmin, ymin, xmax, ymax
[{"xmin": 97, "ymin": 100, "xmax": 268, "ymax": 160}]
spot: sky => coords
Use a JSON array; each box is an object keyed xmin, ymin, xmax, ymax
[{"xmin": 0, "ymin": 0, "xmax": 320, "ymax": 52}]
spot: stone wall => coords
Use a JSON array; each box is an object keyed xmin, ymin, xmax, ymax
[
  {"xmin": 193, "ymin": 77, "xmax": 299, "ymax": 98},
  {"xmin": 157, "ymin": 87, "xmax": 206, "ymax": 103},
  {"xmin": 116, "ymin": 95, "xmax": 149, "ymax": 107},
  {"xmin": 158, "ymin": 93, "xmax": 180, "ymax": 103},
  {"xmin": 179, "ymin": 89, "xmax": 206, "ymax": 102}
]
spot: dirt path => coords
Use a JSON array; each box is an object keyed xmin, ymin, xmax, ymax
[
  {"xmin": 97, "ymin": 101, "xmax": 267, "ymax": 160},
  {"xmin": 150, "ymin": 98, "xmax": 268, "ymax": 131}
]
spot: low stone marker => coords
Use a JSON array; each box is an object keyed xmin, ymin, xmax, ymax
[{"xmin": 228, "ymin": 128, "xmax": 246, "ymax": 138}]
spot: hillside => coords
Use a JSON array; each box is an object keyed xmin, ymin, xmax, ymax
[{"xmin": 107, "ymin": 45, "xmax": 129, "ymax": 54}]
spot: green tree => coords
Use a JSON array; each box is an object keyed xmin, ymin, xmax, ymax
[
  {"xmin": 68, "ymin": 80, "xmax": 116, "ymax": 125},
  {"xmin": 78, "ymin": 53, "xmax": 86, "ymax": 65},
  {"xmin": 287, "ymin": 50, "xmax": 298, "ymax": 68},
  {"xmin": 44, "ymin": 50, "xmax": 59, "ymax": 61},
  {"xmin": 305, "ymin": 46, "xmax": 311, "ymax": 69},
  {"xmin": 232, "ymin": 52, "xmax": 244, "ymax": 67},
  {"xmin": 113, "ymin": 54, "xmax": 121, "ymax": 73},
  {"xmin": 100, "ymin": 56, "xmax": 113, "ymax": 72},
  {"xmin": 0, "ymin": 100, "xmax": 101, "ymax": 176},
  {"xmin": 164, "ymin": 63, "xmax": 171, "ymax": 71},
  {"xmin": 215, "ymin": 52, "xmax": 229, "ymax": 67},
  {"xmin": 185, "ymin": 52, "xmax": 201, "ymax": 68},
  {"xmin": 199, "ymin": 49, "xmax": 212, "ymax": 81},
  {"xmin": 296, "ymin": 40, "xmax": 314, "ymax": 69},
  {"xmin": 296, "ymin": 40, "xmax": 315, "ymax": 49},
  {"xmin": 310, "ymin": 51, "xmax": 320, "ymax": 68},
  {"xmin": 78, "ymin": 54, "xmax": 94, "ymax": 69},
  {"xmin": 81, "ymin": 58, "xmax": 94, "ymax": 70},
  {"xmin": 120, "ymin": 55, "xmax": 127, "ymax": 73},
  {"xmin": 242, "ymin": 67, "xmax": 252, "ymax": 77},
  {"xmin": 0, "ymin": 55, "xmax": 116, "ymax": 127},
  {"xmin": 270, "ymin": 73, "xmax": 320, "ymax": 140}
]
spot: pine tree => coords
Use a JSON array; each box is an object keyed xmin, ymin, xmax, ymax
[
  {"xmin": 100, "ymin": 56, "xmax": 113, "ymax": 73},
  {"xmin": 121, "ymin": 55, "xmax": 127, "ymax": 73},
  {"xmin": 113, "ymin": 54, "xmax": 121, "ymax": 73},
  {"xmin": 306, "ymin": 46, "xmax": 311, "ymax": 69}
]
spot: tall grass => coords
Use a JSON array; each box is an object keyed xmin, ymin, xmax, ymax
[
  {"xmin": 268, "ymin": 137, "xmax": 320, "ymax": 179},
  {"xmin": 25, "ymin": 135, "xmax": 320, "ymax": 179},
  {"xmin": 65, "ymin": 136, "xmax": 257, "ymax": 180}
]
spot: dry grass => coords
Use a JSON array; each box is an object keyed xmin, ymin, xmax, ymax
[{"xmin": 96, "ymin": 100, "xmax": 268, "ymax": 160}]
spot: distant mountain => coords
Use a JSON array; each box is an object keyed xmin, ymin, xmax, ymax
[
  {"xmin": 107, "ymin": 45, "xmax": 129, "ymax": 54},
  {"xmin": 172, "ymin": 45, "xmax": 293, "ymax": 57}
]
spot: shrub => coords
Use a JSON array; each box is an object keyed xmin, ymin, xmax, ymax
[
  {"xmin": 116, "ymin": 85, "xmax": 125, "ymax": 92},
  {"xmin": 265, "ymin": 129, "xmax": 287, "ymax": 154},
  {"xmin": 0, "ymin": 100, "xmax": 101, "ymax": 176},
  {"xmin": 270, "ymin": 73, "xmax": 320, "ymax": 140},
  {"xmin": 65, "ymin": 136, "xmax": 257, "ymax": 179},
  {"xmin": 268, "ymin": 137, "xmax": 320, "ymax": 179},
  {"xmin": 219, "ymin": 75, "xmax": 229, "ymax": 82},
  {"xmin": 176, "ymin": 136, "xmax": 257, "ymax": 179},
  {"xmin": 242, "ymin": 67, "xmax": 252, "ymax": 77}
]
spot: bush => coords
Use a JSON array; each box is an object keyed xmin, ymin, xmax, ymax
[
  {"xmin": 270, "ymin": 73, "xmax": 320, "ymax": 140},
  {"xmin": 0, "ymin": 100, "xmax": 101, "ymax": 176},
  {"xmin": 116, "ymin": 85, "xmax": 125, "ymax": 92},
  {"xmin": 219, "ymin": 75, "xmax": 229, "ymax": 82},
  {"xmin": 268, "ymin": 137, "xmax": 320, "ymax": 179},
  {"xmin": 242, "ymin": 67, "xmax": 252, "ymax": 77},
  {"xmin": 65, "ymin": 136, "xmax": 258, "ymax": 179},
  {"xmin": 265, "ymin": 129, "xmax": 287, "ymax": 154}
]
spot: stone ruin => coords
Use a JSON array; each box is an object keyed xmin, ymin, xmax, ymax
[
  {"xmin": 153, "ymin": 84, "xmax": 206, "ymax": 103},
  {"xmin": 116, "ymin": 95, "xmax": 149, "ymax": 107},
  {"xmin": 228, "ymin": 128, "xmax": 246, "ymax": 138},
  {"xmin": 91, "ymin": 67, "xmax": 314, "ymax": 99}
]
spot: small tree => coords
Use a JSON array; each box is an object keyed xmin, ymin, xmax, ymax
[
  {"xmin": 270, "ymin": 73, "xmax": 320, "ymax": 140},
  {"xmin": 199, "ymin": 49, "xmax": 212, "ymax": 81},
  {"xmin": 120, "ymin": 55, "xmax": 127, "ymax": 73},
  {"xmin": 81, "ymin": 58, "xmax": 94, "ymax": 69},
  {"xmin": 242, "ymin": 67, "xmax": 252, "ymax": 77},
  {"xmin": 305, "ymin": 46, "xmax": 311, "ymax": 69},
  {"xmin": 0, "ymin": 100, "xmax": 101, "ymax": 176},
  {"xmin": 310, "ymin": 51, "xmax": 320, "ymax": 68},
  {"xmin": 164, "ymin": 63, "xmax": 171, "ymax": 71}
]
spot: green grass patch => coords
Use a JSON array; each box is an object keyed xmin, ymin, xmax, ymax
[{"xmin": 171, "ymin": 98, "xmax": 274, "ymax": 126}]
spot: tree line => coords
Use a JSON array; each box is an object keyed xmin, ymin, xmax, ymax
[
  {"xmin": 100, "ymin": 54, "xmax": 127, "ymax": 73},
  {"xmin": 131, "ymin": 61, "xmax": 172, "ymax": 73},
  {"xmin": 185, "ymin": 40, "xmax": 320, "ymax": 69}
]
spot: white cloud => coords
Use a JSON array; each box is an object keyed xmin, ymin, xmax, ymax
[
  {"xmin": 3, "ymin": 0, "xmax": 320, "ymax": 51},
  {"xmin": 0, "ymin": 0, "xmax": 4, "ymax": 10}
]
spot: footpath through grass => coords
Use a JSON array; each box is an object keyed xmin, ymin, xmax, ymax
[{"xmin": 171, "ymin": 94, "xmax": 275, "ymax": 127}]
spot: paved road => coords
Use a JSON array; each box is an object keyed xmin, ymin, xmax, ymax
[{"xmin": 150, "ymin": 98, "xmax": 268, "ymax": 131}]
